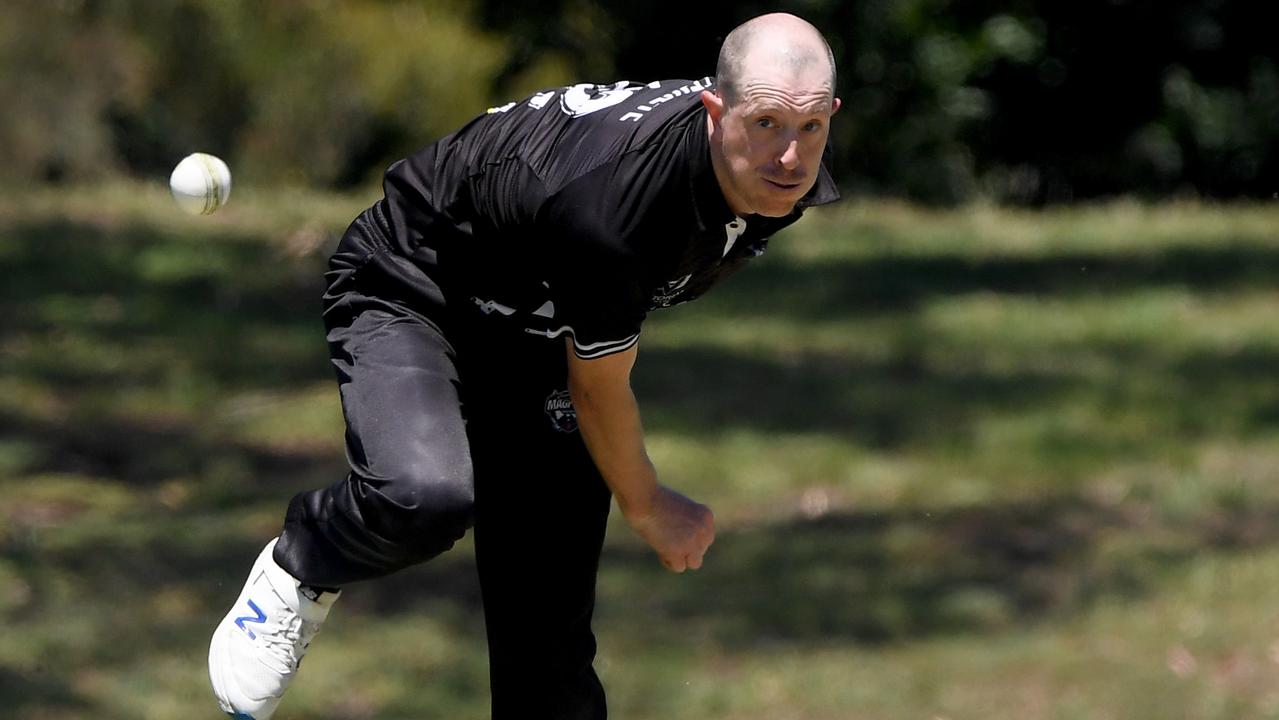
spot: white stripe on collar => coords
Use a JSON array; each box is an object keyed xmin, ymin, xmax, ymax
[{"xmin": 723, "ymin": 216, "xmax": 747, "ymax": 257}]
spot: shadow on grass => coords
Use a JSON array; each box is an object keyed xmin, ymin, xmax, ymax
[
  {"xmin": 18, "ymin": 487, "xmax": 1279, "ymax": 656},
  {"xmin": 0, "ymin": 406, "xmax": 345, "ymax": 492},
  {"xmin": 596, "ymin": 494, "xmax": 1279, "ymax": 648},
  {"xmin": 704, "ymin": 241, "xmax": 1279, "ymax": 318},
  {"xmin": 324, "ymin": 496, "xmax": 1136, "ymax": 642},
  {"xmin": 634, "ymin": 341, "xmax": 1279, "ymax": 444},
  {"xmin": 634, "ymin": 344, "xmax": 1076, "ymax": 444},
  {"xmin": 0, "ymin": 666, "xmax": 91, "ymax": 720},
  {"xmin": 0, "ymin": 220, "xmax": 332, "ymax": 390}
]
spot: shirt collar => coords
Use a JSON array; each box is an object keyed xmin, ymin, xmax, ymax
[{"xmin": 799, "ymin": 143, "xmax": 841, "ymax": 209}]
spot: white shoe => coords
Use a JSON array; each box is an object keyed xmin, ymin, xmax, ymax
[{"xmin": 209, "ymin": 538, "xmax": 339, "ymax": 719}]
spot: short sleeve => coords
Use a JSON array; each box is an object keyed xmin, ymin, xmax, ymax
[
  {"xmin": 537, "ymin": 183, "xmax": 651, "ymax": 360},
  {"xmin": 551, "ymin": 249, "xmax": 648, "ymax": 359}
]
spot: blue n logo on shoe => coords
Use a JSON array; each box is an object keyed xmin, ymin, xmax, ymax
[{"xmin": 234, "ymin": 599, "xmax": 267, "ymax": 639}]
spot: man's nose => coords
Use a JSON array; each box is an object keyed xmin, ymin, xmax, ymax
[{"xmin": 778, "ymin": 137, "xmax": 801, "ymax": 171}]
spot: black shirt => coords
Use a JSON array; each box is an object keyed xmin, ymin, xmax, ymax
[{"xmin": 374, "ymin": 77, "xmax": 839, "ymax": 359}]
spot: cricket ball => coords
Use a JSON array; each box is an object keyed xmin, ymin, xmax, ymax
[{"xmin": 169, "ymin": 152, "xmax": 232, "ymax": 215}]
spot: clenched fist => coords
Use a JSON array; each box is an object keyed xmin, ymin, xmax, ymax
[{"xmin": 623, "ymin": 485, "xmax": 716, "ymax": 572}]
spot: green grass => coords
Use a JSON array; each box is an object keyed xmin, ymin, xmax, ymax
[{"xmin": 2, "ymin": 182, "xmax": 1279, "ymax": 718}]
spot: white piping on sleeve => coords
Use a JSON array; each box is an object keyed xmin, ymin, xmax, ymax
[{"xmin": 524, "ymin": 325, "xmax": 641, "ymax": 359}]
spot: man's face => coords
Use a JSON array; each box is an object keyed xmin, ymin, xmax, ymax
[{"xmin": 705, "ymin": 67, "xmax": 840, "ymax": 218}]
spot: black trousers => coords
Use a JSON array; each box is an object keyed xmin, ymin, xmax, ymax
[{"xmin": 273, "ymin": 211, "xmax": 611, "ymax": 719}]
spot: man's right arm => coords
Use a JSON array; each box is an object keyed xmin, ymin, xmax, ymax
[{"xmin": 565, "ymin": 340, "xmax": 715, "ymax": 572}]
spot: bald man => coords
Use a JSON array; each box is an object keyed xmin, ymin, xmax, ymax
[{"xmin": 209, "ymin": 12, "xmax": 840, "ymax": 720}]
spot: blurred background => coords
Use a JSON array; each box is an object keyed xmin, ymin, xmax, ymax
[
  {"xmin": 2, "ymin": 1, "xmax": 1279, "ymax": 719},
  {"xmin": 5, "ymin": 0, "xmax": 1278, "ymax": 202}
]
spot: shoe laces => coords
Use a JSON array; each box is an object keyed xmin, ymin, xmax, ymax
[{"xmin": 258, "ymin": 613, "xmax": 321, "ymax": 672}]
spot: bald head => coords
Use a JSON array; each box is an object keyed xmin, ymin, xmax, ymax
[{"xmin": 716, "ymin": 13, "xmax": 836, "ymax": 107}]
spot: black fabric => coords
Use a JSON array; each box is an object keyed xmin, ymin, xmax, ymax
[
  {"xmin": 466, "ymin": 318, "xmax": 613, "ymax": 720},
  {"xmin": 375, "ymin": 77, "xmax": 839, "ymax": 359},
  {"xmin": 273, "ymin": 220, "xmax": 609, "ymax": 718}
]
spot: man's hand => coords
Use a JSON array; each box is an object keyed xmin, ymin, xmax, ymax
[{"xmin": 622, "ymin": 485, "xmax": 715, "ymax": 573}]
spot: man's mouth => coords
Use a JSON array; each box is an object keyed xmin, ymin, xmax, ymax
[{"xmin": 762, "ymin": 178, "xmax": 802, "ymax": 191}]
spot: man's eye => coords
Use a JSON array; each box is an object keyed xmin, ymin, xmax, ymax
[
  {"xmin": 803, "ymin": 121, "xmax": 822, "ymax": 132},
  {"xmin": 756, "ymin": 118, "xmax": 775, "ymax": 129}
]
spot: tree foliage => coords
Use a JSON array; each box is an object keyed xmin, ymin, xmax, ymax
[{"xmin": 2, "ymin": 0, "xmax": 1274, "ymax": 202}]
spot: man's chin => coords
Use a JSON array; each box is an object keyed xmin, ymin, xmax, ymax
[
  {"xmin": 750, "ymin": 181, "xmax": 808, "ymax": 216},
  {"xmin": 749, "ymin": 197, "xmax": 800, "ymax": 217}
]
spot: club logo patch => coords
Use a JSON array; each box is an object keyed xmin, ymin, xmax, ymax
[{"xmin": 544, "ymin": 390, "xmax": 578, "ymax": 433}]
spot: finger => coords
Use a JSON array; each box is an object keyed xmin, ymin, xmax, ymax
[
  {"xmin": 686, "ymin": 551, "xmax": 704, "ymax": 570},
  {"xmin": 663, "ymin": 555, "xmax": 687, "ymax": 573}
]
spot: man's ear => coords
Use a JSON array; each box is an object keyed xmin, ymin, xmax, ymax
[
  {"xmin": 701, "ymin": 90, "xmax": 725, "ymax": 122},
  {"xmin": 831, "ymin": 97, "xmax": 842, "ymax": 116}
]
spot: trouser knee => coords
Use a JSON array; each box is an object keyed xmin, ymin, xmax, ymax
[
  {"xmin": 357, "ymin": 464, "xmax": 476, "ymax": 555},
  {"xmin": 276, "ymin": 460, "xmax": 475, "ymax": 587}
]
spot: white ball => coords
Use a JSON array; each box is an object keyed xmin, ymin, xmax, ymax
[{"xmin": 169, "ymin": 152, "xmax": 232, "ymax": 215}]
